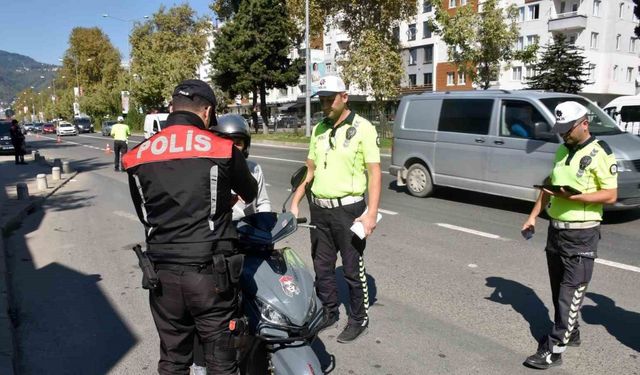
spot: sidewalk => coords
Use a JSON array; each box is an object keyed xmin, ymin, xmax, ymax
[{"xmin": 0, "ymin": 152, "xmax": 78, "ymax": 375}]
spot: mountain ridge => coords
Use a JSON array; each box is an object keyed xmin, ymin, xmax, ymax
[{"xmin": 0, "ymin": 50, "xmax": 58, "ymax": 104}]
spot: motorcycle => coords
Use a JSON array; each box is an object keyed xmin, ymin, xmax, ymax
[{"xmin": 236, "ymin": 166, "xmax": 325, "ymax": 375}]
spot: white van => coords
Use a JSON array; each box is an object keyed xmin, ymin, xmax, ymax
[
  {"xmin": 603, "ymin": 95, "xmax": 640, "ymax": 136},
  {"xmin": 143, "ymin": 113, "xmax": 169, "ymax": 139}
]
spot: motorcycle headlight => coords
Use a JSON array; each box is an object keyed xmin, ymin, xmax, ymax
[
  {"xmin": 616, "ymin": 159, "xmax": 634, "ymax": 173},
  {"xmin": 258, "ymin": 299, "xmax": 290, "ymax": 326}
]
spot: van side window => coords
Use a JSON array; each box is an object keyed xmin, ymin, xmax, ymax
[
  {"xmin": 153, "ymin": 121, "xmax": 159, "ymax": 132},
  {"xmin": 500, "ymin": 100, "xmax": 546, "ymax": 139},
  {"xmin": 438, "ymin": 99, "xmax": 493, "ymax": 135},
  {"xmin": 404, "ymin": 99, "xmax": 442, "ymax": 130}
]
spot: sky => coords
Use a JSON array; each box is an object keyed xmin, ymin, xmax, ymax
[{"xmin": 0, "ymin": 0, "xmax": 214, "ymax": 65}]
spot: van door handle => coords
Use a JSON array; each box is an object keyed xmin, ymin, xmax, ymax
[
  {"xmin": 494, "ymin": 140, "xmax": 505, "ymax": 145},
  {"xmin": 475, "ymin": 138, "xmax": 485, "ymax": 143}
]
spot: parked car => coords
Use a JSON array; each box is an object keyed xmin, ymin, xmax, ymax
[
  {"xmin": 73, "ymin": 116, "xmax": 94, "ymax": 133},
  {"xmin": 57, "ymin": 121, "xmax": 78, "ymax": 136},
  {"xmin": 42, "ymin": 123, "xmax": 55, "ymax": 134},
  {"xmin": 33, "ymin": 123, "xmax": 43, "ymax": 133},
  {"xmin": 389, "ymin": 90, "xmax": 640, "ymax": 210},
  {"xmin": 0, "ymin": 121, "xmax": 15, "ymax": 154},
  {"xmin": 102, "ymin": 120, "xmax": 116, "ymax": 136},
  {"xmin": 143, "ymin": 113, "xmax": 169, "ymax": 139},
  {"xmin": 23, "ymin": 123, "xmax": 35, "ymax": 134},
  {"xmin": 276, "ymin": 115, "xmax": 298, "ymax": 129},
  {"xmin": 603, "ymin": 95, "xmax": 640, "ymax": 136}
]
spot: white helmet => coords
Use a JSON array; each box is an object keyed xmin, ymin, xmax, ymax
[{"xmin": 117, "ymin": 116, "xmax": 124, "ymax": 122}]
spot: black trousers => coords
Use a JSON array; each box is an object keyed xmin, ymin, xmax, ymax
[
  {"xmin": 541, "ymin": 225, "xmax": 598, "ymax": 353},
  {"xmin": 150, "ymin": 267, "xmax": 239, "ymax": 375},
  {"xmin": 114, "ymin": 140, "xmax": 128, "ymax": 170},
  {"xmin": 310, "ymin": 200, "xmax": 369, "ymax": 325},
  {"xmin": 13, "ymin": 142, "xmax": 25, "ymax": 163}
]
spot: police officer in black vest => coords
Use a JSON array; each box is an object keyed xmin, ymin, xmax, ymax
[{"xmin": 123, "ymin": 79, "xmax": 257, "ymax": 375}]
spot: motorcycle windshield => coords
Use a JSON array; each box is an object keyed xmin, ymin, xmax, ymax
[{"xmin": 236, "ymin": 212, "xmax": 297, "ymax": 245}]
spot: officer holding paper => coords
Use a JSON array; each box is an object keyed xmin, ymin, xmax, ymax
[
  {"xmin": 290, "ymin": 75, "xmax": 381, "ymax": 343},
  {"xmin": 521, "ymin": 101, "xmax": 618, "ymax": 369}
]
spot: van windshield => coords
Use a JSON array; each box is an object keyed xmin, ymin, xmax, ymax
[
  {"xmin": 540, "ymin": 98, "xmax": 622, "ymax": 136},
  {"xmin": 76, "ymin": 118, "xmax": 91, "ymax": 125}
]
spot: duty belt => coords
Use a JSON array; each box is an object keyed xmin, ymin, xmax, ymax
[
  {"xmin": 311, "ymin": 195, "xmax": 364, "ymax": 209},
  {"xmin": 155, "ymin": 262, "xmax": 213, "ymax": 273},
  {"xmin": 551, "ymin": 220, "xmax": 600, "ymax": 230}
]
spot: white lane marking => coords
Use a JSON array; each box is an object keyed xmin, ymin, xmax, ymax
[
  {"xmin": 378, "ymin": 208, "xmax": 398, "ymax": 215},
  {"xmin": 251, "ymin": 155, "xmax": 304, "ymax": 164},
  {"xmin": 595, "ymin": 258, "xmax": 640, "ymax": 273},
  {"xmin": 468, "ymin": 264, "xmax": 478, "ymax": 268},
  {"xmin": 113, "ymin": 210, "xmax": 139, "ymax": 222},
  {"xmin": 436, "ymin": 223, "xmax": 502, "ymax": 240},
  {"xmin": 252, "ymin": 142, "xmax": 391, "ymax": 157}
]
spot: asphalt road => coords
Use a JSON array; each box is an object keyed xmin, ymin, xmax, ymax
[{"xmin": 6, "ymin": 132, "xmax": 639, "ymax": 374}]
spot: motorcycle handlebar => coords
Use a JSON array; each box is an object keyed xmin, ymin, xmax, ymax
[{"xmin": 296, "ymin": 217, "xmax": 308, "ymax": 224}]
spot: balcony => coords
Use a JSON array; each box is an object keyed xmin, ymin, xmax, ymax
[
  {"xmin": 399, "ymin": 84, "xmax": 433, "ymax": 95},
  {"xmin": 548, "ymin": 12, "xmax": 587, "ymax": 32}
]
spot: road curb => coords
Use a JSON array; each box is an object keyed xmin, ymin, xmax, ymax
[{"xmin": 0, "ymin": 158, "xmax": 79, "ymax": 375}]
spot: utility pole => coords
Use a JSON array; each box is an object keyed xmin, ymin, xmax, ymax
[{"xmin": 304, "ymin": 0, "xmax": 311, "ymax": 137}]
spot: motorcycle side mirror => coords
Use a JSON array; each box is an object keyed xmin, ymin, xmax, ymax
[{"xmin": 282, "ymin": 166, "xmax": 308, "ymax": 213}]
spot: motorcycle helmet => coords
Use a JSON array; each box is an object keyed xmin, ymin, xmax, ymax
[{"xmin": 212, "ymin": 114, "xmax": 252, "ymax": 157}]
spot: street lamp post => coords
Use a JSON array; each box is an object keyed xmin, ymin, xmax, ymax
[{"xmin": 305, "ymin": 0, "xmax": 311, "ymax": 137}]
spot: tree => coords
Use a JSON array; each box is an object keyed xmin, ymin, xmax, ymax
[
  {"xmin": 635, "ymin": 0, "xmax": 640, "ymax": 38},
  {"xmin": 526, "ymin": 34, "xmax": 590, "ymax": 94},
  {"xmin": 339, "ymin": 30, "xmax": 403, "ymax": 138},
  {"xmin": 431, "ymin": 0, "xmax": 537, "ymax": 89},
  {"xmin": 210, "ymin": 0, "xmax": 303, "ymax": 134},
  {"xmin": 130, "ymin": 5, "xmax": 211, "ymax": 111}
]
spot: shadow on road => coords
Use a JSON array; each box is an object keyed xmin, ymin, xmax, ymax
[
  {"xmin": 485, "ymin": 276, "xmax": 552, "ymax": 342},
  {"xmin": 5, "ymin": 186, "xmax": 136, "ymax": 374},
  {"xmin": 581, "ymin": 292, "xmax": 640, "ymax": 353}
]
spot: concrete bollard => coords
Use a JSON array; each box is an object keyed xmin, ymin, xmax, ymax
[
  {"xmin": 52, "ymin": 167, "xmax": 61, "ymax": 181},
  {"xmin": 53, "ymin": 158, "xmax": 63, "ymax": 168},
  {"xmin": 62, "ymin": 161, "xmax": 73, "ymax": 174},
  {"xmin": 36, "ymin": 174, "xmax": 48, "ymax": 191},
  {"xmin": 32, "ymin": 150, "xmax": 40, "ymax": 161},
  {"xmin": 16, "ymin": 183, "xmax": 29, "ymax": 200}
]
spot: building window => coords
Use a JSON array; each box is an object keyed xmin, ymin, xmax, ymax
[
  {"xmin": 524, "ymin": 66, "xmax": 535, "ymax": 79},
  {"xmin": 408, "ymin": 74, "xmax": 417, "ymax": 87},
  {"xmin": 392, "ymin": 27, "xmax": 400, "ymax": 42},
  {"xmin": 588, "ymin": 64, "xmax": 596, "ymax": 82},
  {"xmin": 516, "ymin": 36, "xmax": 524, "ymax": 50},
  {"xmin": 326, "ymin": 62, "xmax": 332, "ymax": 72},
  {"xmin": 619, "ymin": 3, "xmax": 624, "ymax": 19},
  {"xmin": 613, "ymin": 65, "xmax": 619, "ymax": 81},
  {"xmin": 408, "ymin": 24, "xmax": 417, "ymax": 41},
  {"xmin": 568, "ymin": 33, "xmax": 577, "ymax": 44},
  {"xmin": 325, "ymin": 44, "xmax": 331, "ymax": 54},
  {"xmin": 458, "ymin": 71, "xmax": 466, "ymax": 85},
  {"xmin": 630, "ymin": 38, "xmax": 637, "ymax": 53},
  {"xmin": 423, "ymin": 1, "xmax": 432, "ymax": 13},
  {"xmin": 460, "ymin": 0, "xmax": 467, "ymax": 5},
  {"xmin": 528, "ymin": 4, "xmax": 540, "ymax": 20},
  {"xmin": 423, "ymin": 21, "xmax": 432, "ymax": 38},
  {"xmin": 526, "ymin": 35, "xmax": 539, "ymax": 46},
  {"xmin": 424, "ymin": 73, "xmax": 433, "ymax": 86},
  {"xmin": 517, "ymin": 7, "xmax": 525, "ymax": 22},
  {"xmin": 593, "ymin": 0, "xmax": 600, "ymax": 16},
  {"xmin": 512, "ymin": 66, "xmax": 523, "ymax": 81},
  {"xmin": 449, "ymin": 0, "xmax": 456, "ymax": 8},
  {"xmin": 571, "ymin": 1, "xmax": 578, "ymax": 12},
  {"xmin": 560, "ymin": 1, "xmax": 566, "ymax": 13},
  {"xmin": 627, "ymin": 67, "xmax": 634, "ymax": 82},
  {"xmin": 424, "ymin": 45, "xmax": 434, "ymax": 64},
  {"xmin": 616, "ymin": 34, "xmax": 622, "ymax": 50},
  {"xmin": 447, "ymin": 72, "xmax": 455, "ymax": 86},
  {"xmin": 590, "ymin": 32, "xmax": 599, "ymax": 49},
  {"xmin": 408, "ymin": 48, "xmax": 417, "ymax": 65}
]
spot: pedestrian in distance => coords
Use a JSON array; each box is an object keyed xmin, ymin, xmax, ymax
[
  {"xmin": 122, "ymin": 79, "xmax": 258, "ymax": 375},
  {"xmin": 110, "ymin": 116, "xmax": 130, "ymax": 171},
  {"xmin": 9, "ymin": 119, "xmax": 27, "ymax": 165},
  {"xmin": 521, "ymin": 101, "xmax": 618, "ymax": 370},
  {"xmin": 289, "ymin": 75, "xmax": 382, "ymax": 343},
  {"xmin": 191, "ymin": 113, "xmax": 272, "ymax": 375}
]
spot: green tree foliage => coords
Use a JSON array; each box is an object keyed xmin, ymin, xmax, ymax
[
  {"xmin": 209, "ymin": 0, "xmax": 242, "ymax": 20},
  {"xmin": 432, "ymin": 0, "xmax": 537, "ymax": 89},
  {"xmin": 526, "ymin": 34, "xmax": 590, "ymax": 94},
  {"xmin": 130, "ymin": 5, "xmax": 211, "ymax": 111},
  {"xmin": 339, "ymin": 30, "xmax": 403, "ymax": 138},
  {"xmin": 210, "ymin": 0, "xmax": 303, "ymax": 133}
]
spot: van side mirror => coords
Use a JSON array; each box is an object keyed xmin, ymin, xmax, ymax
[{"xmin": 533, "ymin": 121, "xmax": 554, "ymax": 141}]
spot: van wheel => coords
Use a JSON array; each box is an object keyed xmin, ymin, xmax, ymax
[{"xmin": 406, "ymin": 163, "xmax": 433, "ymax": 198}]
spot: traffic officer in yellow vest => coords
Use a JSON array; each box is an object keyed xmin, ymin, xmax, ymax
[
  {"xmin": 521, "ymin": 101, "xmax": 618, "ymax": 369},
  {"xmin": 290, "ymin": 75, "xmax": 381, "ymax": 343},
  {"xmin": 111, "ymin": 115, "xmax": 131, "ymax": 171}
]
